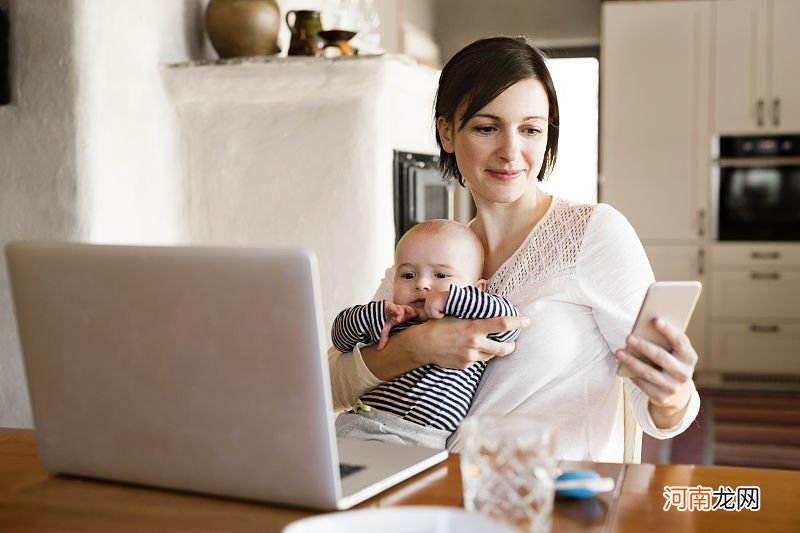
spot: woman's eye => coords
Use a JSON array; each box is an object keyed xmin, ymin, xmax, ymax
[
  {"xmin": 523, "ymin": 127, "xmax": 542, "ymax": 135},
  {"xmin": 435, "ymin": 273, "xmax": 449, "ymax": 279},
  {"xmin": 475, "ymin": 125, "xmax": 496, "ymax": 134},
  {"xmin": 401, "ymin": 272, "xmax": 415, "ymax": 280}
]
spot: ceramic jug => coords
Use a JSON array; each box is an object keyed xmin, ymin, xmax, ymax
[{"xmin": 286, "ymin": 10, "xmax": 323, "ymax": 56}]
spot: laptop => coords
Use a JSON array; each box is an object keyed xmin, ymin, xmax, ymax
[{"xmin": 5, "ymin": 241, "xmax": 447, "ymax": 510}]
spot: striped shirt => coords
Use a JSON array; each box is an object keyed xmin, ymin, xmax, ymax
[{"xmin": 331, "ymin": 285, "xmax": 521, "ymax": 432}]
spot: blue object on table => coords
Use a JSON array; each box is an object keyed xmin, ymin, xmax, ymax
[{"xmin": 555, "ymin": 470, "xmax": 612, "ymax": 499}]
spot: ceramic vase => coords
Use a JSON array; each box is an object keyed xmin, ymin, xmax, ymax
[{"xmin": 205, "ymin": 0, "xmax": 281, "ymax": 58}]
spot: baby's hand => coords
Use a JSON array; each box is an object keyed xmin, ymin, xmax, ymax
[
  {"xmin": 377, "ymin": 303, "xmax": 418, "ymax": 350},
  {"xmin": 424, "ymin": 290, "xmax": 451, "ymax": 320}
]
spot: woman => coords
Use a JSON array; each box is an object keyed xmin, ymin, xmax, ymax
[{"xmin": 328, "ymin": 36, "xmax": 700, "ymax": 462}]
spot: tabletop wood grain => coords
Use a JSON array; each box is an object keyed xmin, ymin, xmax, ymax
[{"xmin": 2, "ymin": 428, "xmax": 798, "ymax": 532}]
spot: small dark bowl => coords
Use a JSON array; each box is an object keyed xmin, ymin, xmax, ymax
[{"xmin": 318, "ymin": 29, "xmax": 357, "ymax": 43}]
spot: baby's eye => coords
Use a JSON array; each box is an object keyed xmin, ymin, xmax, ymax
[
  {"xmin": 435, "ymin": 273, "xmax": 450, "ymax": 279},
  {"xmin": 401, "ymin": 272, "xmax": 416, "ymax": 280}
]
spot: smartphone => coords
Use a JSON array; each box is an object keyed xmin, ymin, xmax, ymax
[{"xmin": 617, "ymin": 281, "xmax": 702, "ymax": 378}]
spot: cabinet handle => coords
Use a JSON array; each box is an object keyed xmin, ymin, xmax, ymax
[
  {"xmin": 756, "ymin": 99, "xmax": 765, "ymax": 127},
  {"xmin": 697, "ymin": 247, "xmax": 705, "ymax": 276},
  {"xmin": 749, "ymin": 324, "xmax": 780, "ymax": 333},
  {"xmin": 750, "ymin": 271, "xmax": 781, "ymax": 280},
  {"xmin": 773, "ymin": 98, "xmax": 780, "ymax": 127},
  {"xmin": 750, "ymin": 251, "xmax": 781, "ymax": 260},
  {"xmin": 697, "ymin": 209, "xmax": 705, "ymax": 237}
]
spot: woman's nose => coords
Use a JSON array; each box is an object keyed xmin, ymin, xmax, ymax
[{"xmin": 496, "ymin": 130, "xmax": 520, "ymax": 161}]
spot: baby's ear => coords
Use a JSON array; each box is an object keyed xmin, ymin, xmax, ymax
[{"xmin": 476, "ymin": 279, "xmax": 488, "ymax": 291}]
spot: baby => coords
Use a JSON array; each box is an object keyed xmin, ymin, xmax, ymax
[{"xmin": 331, "ymin": 219, "xmax": 521, "ymax": 450}]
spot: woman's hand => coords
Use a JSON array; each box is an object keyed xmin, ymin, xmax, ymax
[
  {"xmin": 361, "ymin": 315, "xmax": 530, "ymax": 380},
  {"xmin": 614, "ymin": 318, "xmax": 698, "ymax": 429}
]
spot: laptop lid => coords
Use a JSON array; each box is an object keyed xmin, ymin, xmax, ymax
[{"xmin": 6, "ymin": 241, "xmax": 346, "ymax": 508}]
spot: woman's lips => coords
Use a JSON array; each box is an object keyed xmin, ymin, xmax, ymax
[{"xmin": 487, "ymin": 169, "xmax": 523, "ymax": 181}]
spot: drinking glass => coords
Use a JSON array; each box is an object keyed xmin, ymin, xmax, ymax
[{"xmin": 460, "ymin": 415, "xmax": 558, "ymax": 533}]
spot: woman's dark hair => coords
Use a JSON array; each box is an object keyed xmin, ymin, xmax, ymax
[{"xmin": 434, "ymin": 36, "xmax": 560, "ymax": 185}]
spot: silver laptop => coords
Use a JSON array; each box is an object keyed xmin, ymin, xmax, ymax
[{"xmin": 6, "ymin": 241, "xmax": 447, "ymax": 510}]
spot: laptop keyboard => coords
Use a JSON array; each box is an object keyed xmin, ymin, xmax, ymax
[{"xmin": 339, "ymin": 463, "xmax": 366, "ymax": 478}]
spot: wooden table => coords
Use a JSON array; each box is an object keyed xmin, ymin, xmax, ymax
[{"xmin": 1, "ymin": 428, "xmax": 798, "ymax": 532}]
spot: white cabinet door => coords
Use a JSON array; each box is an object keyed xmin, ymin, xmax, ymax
[
  {"xmin": 770, "ymin": 0, "xmax": 800, "ymax": 131},
  {"xmin": 601, "ymin": 1, "xmax": 711, "ymax": 240},
  {"xmin": 711, "ymin": 243, "xmax": 800, "ymax": 267},
  {"xmin": 644, "ymin": 244, "xmax": 708, "ymax": 365},
  {"xmin": 711, "ymin": 270, "xmax": 800, "ymax": 319},
  {"xmin": 713, "ymin": 0, "xmax": 768, "ymax": 133},
  {"xmin": 711, "ymin": 323, "xmax": 800, "ymax": 374},
  {"xmin": 714, "ymin": 0, "xmax": 800, "ymax": 133}
]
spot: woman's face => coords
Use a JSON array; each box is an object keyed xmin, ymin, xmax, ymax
[{"xmin": 437, "ymin": 78, "xmax": 549, "ymax": 206}]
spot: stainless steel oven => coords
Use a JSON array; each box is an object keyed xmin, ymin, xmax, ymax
[
  {"xmin": 712, "ymin": 134, "xmax": 800, "ymax": 241},
  {"xmin": 393, "ymin": 150, "xmax": 454, "ymax": 243}
]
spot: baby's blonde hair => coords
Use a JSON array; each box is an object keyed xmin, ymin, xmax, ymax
[{"xmin": 396, "ymin": 219, "xmax": 485, "ymax": 275}]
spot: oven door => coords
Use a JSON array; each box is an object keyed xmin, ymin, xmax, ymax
[
  {"xmin": 716, "ymin": 158, "xmax": 800, "ymax": 241},
  {"xmin": 411, "ymin": 166, "xmax": 454, "ymax": 224},
  {"xmin": 394, "ymin": 151, "xmax": 453, "ymax": 243}
]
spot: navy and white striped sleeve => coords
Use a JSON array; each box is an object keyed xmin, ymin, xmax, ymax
[
  {"xmin": 443, "ymin": 285, "xmax": 521, "ymax": 343},
  {"xmin": 331, "ymin": 301, "xmax": 387, "ymax": 352}
]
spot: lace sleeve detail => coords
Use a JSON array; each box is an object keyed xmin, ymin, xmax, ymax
[{"xmin": 488, "ymin": 198, "xmax": 596, "ymax": 298}]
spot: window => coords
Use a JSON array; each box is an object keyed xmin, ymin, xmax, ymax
[{"xmin": 541, "ymin": 50, "xmax": 599, "ymax": 204}]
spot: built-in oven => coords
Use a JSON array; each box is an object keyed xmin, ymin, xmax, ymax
[
  {"xmin": 712, "ymin": 134, "xmax": 800, "ymax": 241},
  {"xmin": 393, "ymin": 150, "xmax": 454, "ymax": 243}
]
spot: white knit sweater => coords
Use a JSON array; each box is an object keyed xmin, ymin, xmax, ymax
[{"xmin": 328, "ymin": 197, "xmax": 701, "ymax": 462}]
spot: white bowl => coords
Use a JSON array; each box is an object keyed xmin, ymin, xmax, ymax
[{"xmin": 282, "ymin": 506, "xmax": 515, "ymax": 533}]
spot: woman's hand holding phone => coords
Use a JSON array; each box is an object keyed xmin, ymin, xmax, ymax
[
  {"xmin": 615, "ymin": 281, "xmax": 702, "ymax": 428},
  {"xmin": 615, "ymin": 318, "xmax": 698, "ymax": 427}
]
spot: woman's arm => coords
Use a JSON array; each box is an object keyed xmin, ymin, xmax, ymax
[
  {"xmin": 328, "ymin": 344, "xmax": 383, "ymax": 411},
  {"xmin": 578, "ymin": 204, "xmax": 700, "ymax": 436},
  {"xmin": 362, "ymin": 315, "xmax": 527, "ymax": 379}
]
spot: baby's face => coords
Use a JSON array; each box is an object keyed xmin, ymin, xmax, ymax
[{"xmin": 392, "ymin": 231, "xmax": 483, "ymax": 314}]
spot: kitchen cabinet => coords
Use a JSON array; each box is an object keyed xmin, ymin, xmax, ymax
[
  {"xmin": 601, "ymin": 0, "xmax": 711, "ymax": 241},
  {"xmin": 601, "ymin": 0, "xmax": 800, "ymax": 381},
  {"xmin": 644, "ymin": 245, "xmax": 708, "ymax": 366},
  {"xmin": 710, "ymin": 323, "xmax": 800, "ymax": 375},
  {"xmin": 601, "ymin": 1, "xmax": 711, "ymax": 362},
  {"xmin": 713, "ymin": 0, "xmax": 800, "ymax": 133},
  {"xmin": 708, "ymin": 243, "xmax": 800, "ymax": 375},
  {"xmin": 711, "ymin": 271, "xmax": 800, "ymax": 319}
]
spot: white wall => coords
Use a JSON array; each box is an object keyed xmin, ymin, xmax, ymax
[
  {"xmin": 434, "ymin": 0, "xmax": 601, "ymax": 61},
  {"xmin": 0, "ymin": 0, "xmax": 206, "ymax": 428},
  {"xmin": 0, "ymin": 0, "xmax": 82, "ymax": 428},
  {"xmin": 76, "ymin": 0, "xmax": 206, "ymax": 244}
]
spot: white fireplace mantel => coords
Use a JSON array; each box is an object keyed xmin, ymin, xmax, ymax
[
  {"xmin": 162, "ymin": 54, "xmax": 433, "ymax": 105},
  {"xmin": 160, "ymin": 54, "xmax": 440, "ymax": 330}
]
